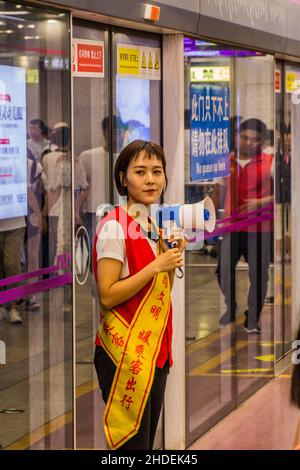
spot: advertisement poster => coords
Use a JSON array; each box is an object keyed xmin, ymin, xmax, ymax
[
  {"xmin": 72, "ymin": 39, "xmax": 104, "ymax": 78},
  {"xmin": 0, "ymin": 65, "xmax": 27, "ymax": 220},
  {"xmin": 117, "ymin": 44, "xmax": 161, "ymax": 80},
  {"xmin": 190, "ymin": 83, "xmax": 230, "ymax": 181},
  {"xmin": 116, "ymin": 76, "xmax": 150, "ymax": 150}
]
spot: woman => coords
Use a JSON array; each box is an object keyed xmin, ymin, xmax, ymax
[
  {"xmin": 42, "ymin": 123, "xmax": 88, "ymax": 262},
  {"xmin": 291, "ymin": 325, "xmax": 300, "ymax": 450},
  {"xmin": 93, "ymin": 140, "xmax": 187, "ymax": 450}
]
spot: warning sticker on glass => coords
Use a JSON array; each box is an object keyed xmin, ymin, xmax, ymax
[
  {"xmin": 117, "ymin": 44, "xmax": 160, "ymax": 80},
  {"xmin": 72, "ymin": 39, "xmax": 104, "ymax": 78}
]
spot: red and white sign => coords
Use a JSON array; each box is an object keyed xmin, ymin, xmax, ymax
[
  {"xmin": 72, "ymin": 39, "xmax": 104, "ymax": 78},
  {"xmin": 275, "ymin": 69, "xmax": 281, "ymax": 93}
]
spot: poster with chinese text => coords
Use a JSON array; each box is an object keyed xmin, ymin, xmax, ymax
[{"xmin": 190, "ymin": 84, "xmax": 230, "ymax": 181}]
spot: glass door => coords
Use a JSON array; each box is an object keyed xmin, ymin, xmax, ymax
[
  {"xmin": 234, "ymin": 53, "xmax": 275, "ymax": 404},
  {"xmin": 184, "ymin": 39, "xmax": 236, "ymax": 444},
  {"xmin": 72, "ymin": 20, "xmax": 162, "ymax": 449},
  {"xmin": 274, "ymin": 60, "xmax": 300, "ymax": 360},
  {"xmin": 72, "ymin": 17, "xmax": 109, "ymax": 449},
  {"xmin": 111, "ymin": 28, "xmax": 162, "ymax": 448},
  {"xmin": 111, "ymin": 27, "xmax": 162, "ymax": 204},
  {"xmin": 184, "ymin": 38, "xmax": 275, "ymax": 445},
  {"xmin": 0, "ymin": 2, "xmax": 72, "ymax": 450}
]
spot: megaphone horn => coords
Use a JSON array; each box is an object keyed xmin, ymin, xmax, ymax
[
  {"xmin": 154, "ymin": 197, "xmax": 216, "ymax": 233},
  {"xmin": 179, "ymin": 197, "xmax": 216, "ymax": 233}
]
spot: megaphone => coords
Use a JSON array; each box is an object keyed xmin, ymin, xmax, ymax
[{"xmin": 155, "ymin": 197, "xmax": 216, "ymax": 233}]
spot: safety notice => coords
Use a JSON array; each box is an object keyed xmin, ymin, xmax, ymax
[
  {"xmin": 72, "ymin": 39, "xmax": 104, "ymax": 78},
  {"xmin": 117, "ymin": 44, "xmax": 160, "ymax": 80}
]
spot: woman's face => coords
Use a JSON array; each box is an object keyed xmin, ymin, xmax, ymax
[{"xmin": 122, "ymin": 151, "xmax": 166, "ymax": 207}]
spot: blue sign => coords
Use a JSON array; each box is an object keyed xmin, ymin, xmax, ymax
[{"xmin": 190, "ymin": 84, "xmax": 230, "ymax": 181}]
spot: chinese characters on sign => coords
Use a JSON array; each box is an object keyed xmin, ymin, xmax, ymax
[
  {"xmin": 117, "ymin": 44, "xmax": 161, "ymax": 80},
  {"xmin": 72, "ymin": 39, "xmax": 104, "ymax": 78},
  {"xmin": 0, "ymin": 65, "xmax": 27, "ymax": 220},
  {"xmin": 190, "ymin": 84, "xmax": 230, "ymax": 181}
]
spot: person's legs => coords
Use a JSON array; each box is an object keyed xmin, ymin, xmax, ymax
[
  {"xmin": 94, "ymin": 346, "xmax": 168, "ymax": 450},
  {"xmin": 3, "ymin": 228, "xmax": 25, "ymax": 323},
  {"xmin": 120, "ymin": 361, "xmax": 168, "ymax": 450},
  {"xmin": 149, "ymin": 361, "xmax": 169, "ymax": 450},
  {"xmin": 246, "ymin": 232, "xmax": 271, "ymax": 330},
  {"xmin": 26, "ymin": 232, "xmax": 41, "ymax": 311},
  {"xmin": 217, "ymin": 232, "xmax": 240, "ymax": 324},
  {"xmin": 48, "ymin": 215, "xmax": 59, "ymax": 266},
  {"xmin": 94, "ymin": 346, "xmax": 150, "ymax": 449}
]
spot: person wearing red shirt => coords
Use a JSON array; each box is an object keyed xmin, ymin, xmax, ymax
[{"xmin": 213, "ymin": 119, "xmax": 274, "ymax": 333}]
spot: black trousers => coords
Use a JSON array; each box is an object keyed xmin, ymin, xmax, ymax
[
  {"xmin": 94, "ymin": 345, "xmax": 169, "ymax": 450},
  {"xmin": 216, "ymin": 231, "xmax": 271, "ymax": 328}
]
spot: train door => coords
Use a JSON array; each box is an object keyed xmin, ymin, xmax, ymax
[
  {"xmin": 184, "ymin": 38, "xmax": 275, "ymax": 445},
  {"xmin": 71, "ymin": 18, "xmax": 162, "ymax": 449},
  {"xmin": 0, "ymin": 4, "xmax": 73, "ymax": 450},
  {"xmin": 274, "ymin": 60, "xmax": 300, "ymax": 362}
]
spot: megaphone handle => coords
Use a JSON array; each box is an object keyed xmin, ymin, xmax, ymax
[
  {"xmin": 175, "ymin": 267, "xmax": 184, "ymax": 279},
  {"xmin": 170, "ymin": 239, "xmax": 184, "ymax": 278}
]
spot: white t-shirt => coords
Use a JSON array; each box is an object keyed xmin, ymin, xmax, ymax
[
  {"xmin": 96, "ymin": 219, "xmax": 157, "ymax": 279},
  {"xmin": 43, "ymin": 151, "xmax": 88, "ymax": 217},
  {"xmin": 80, "ymin": 146, "xmax": 109, "ymax": 213},
  {"xmin": 27, "ymin": 138, "xmax": 50, "ymax": 162}
]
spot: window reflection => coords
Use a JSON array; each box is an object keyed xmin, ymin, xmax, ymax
[
  {"xmin": 184, "ymin": 38, "xmax": 274, "ymax": 444},
  {"xmin": 0, "ymin": 2, "xmax": 72, "ymax": 450}
]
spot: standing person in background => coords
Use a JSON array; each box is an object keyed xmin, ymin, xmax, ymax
[
  {"xmin": 26, "ymin": 151, "xmax": 48, "ymax": 311},
  {"xmin": 79, "ymin": 116, "xmax": 111, "ymax": 257},
  {"xmin": 213, "ymin": 118, "xmax": 274, "ymax": 333},
  {"xmin": 42, "ymin": 123, "xmax": 88, "ymax": 263},
  {"xmin": 27, "ymin": 119, "xmax": 49, "ymax": 162},
  {"xmin": 93, "ymin": 140, "xmax": 187, "ymax": 450}
]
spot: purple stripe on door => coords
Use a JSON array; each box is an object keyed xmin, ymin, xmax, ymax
[
  {"xmin": 202, "ymin": 210, "xmax": 274, "ymax": 241},
  {"xmin": 0, "ymin": 272, "xmax": 72, "ymax": 305},
  {"xmin": 217, "ymin": 203, "xmax": 274, "ymax": 226},
  {"xmin": 0, "ymin": 265, "xmax": 59, "ymax": 288}
]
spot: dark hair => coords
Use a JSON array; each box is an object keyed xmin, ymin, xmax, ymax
[
  {"xmin": 50, "ymin": 125, "xmax": 70, "ymax": 150},
  {"xmin": 291, "ymin": 324, "xmax": 300, "ymax": 408},
  {"xmin": 101, "ymin": 115, "xmax": 124, "ymax": 132},
  {"xmin": 114, "ymin": 140, "xmax": 168, "ymax": 197},
  {"xmin": 240, "ymin": 118, "xmax": 267, "ymax": 141},
  {"xmin": 30, "ymin": 118, "xmax": 48, "ymax": 137}
]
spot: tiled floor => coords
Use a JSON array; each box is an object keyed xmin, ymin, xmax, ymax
[{"xmin": 188, "ymin": 369, "xmax": 300, "ymax": 450}]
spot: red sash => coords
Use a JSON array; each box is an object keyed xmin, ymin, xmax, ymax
[{"xmin": 93, "ymin": 206, "xmax": 173, "ymax": 368}]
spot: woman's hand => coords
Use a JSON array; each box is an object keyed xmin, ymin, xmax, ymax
[
  {"xmin": 161, "ymin": 228, "xmax": 189, "ymax": 254},
  {"xmin": 153, "ymin": 247, "xmax": 183, "ymax": 273},
  {"xmin": 169, "ymin": 230, "xmax": 189, "ymax": 253}
]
